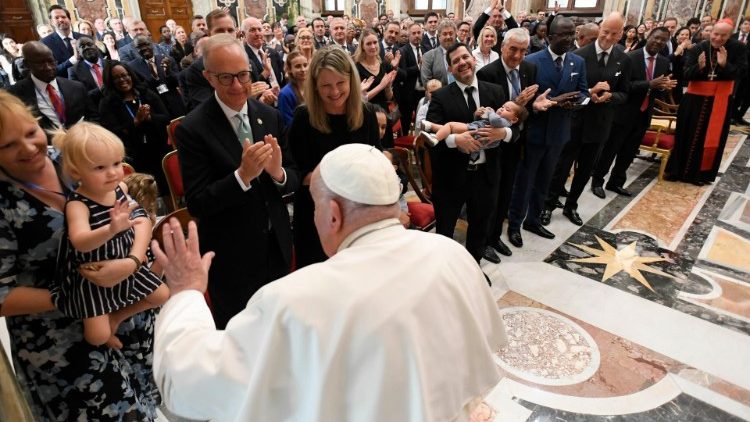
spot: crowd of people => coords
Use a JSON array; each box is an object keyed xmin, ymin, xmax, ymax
[{"xmin": 0, "ymin": 2, "xmax": 749, "ymax": 420}]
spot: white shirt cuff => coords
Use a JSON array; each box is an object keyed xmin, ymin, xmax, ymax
[
  {"xmin": 502, "ymin": 9, "xmax": 512, "ymax": 19},
  {"xmin": 234, "ymin": 170, "xmax": 252, "ymax": 191},
  {"xmin": 502, "ymin": 127, "xmax": 513, "ymax": 143},
  {"xmin": 68, "ymin": 55, "xmax": 79, "ymax": 65},
  {"xmin": 484, "ymin": 7, "xmax": 493, "ymax": 14},
  {"xmin": 273, "ymin": 168, "xmax": 287, "ymax": 188},
  {"xmin": 446, "ymin": 134, "xmax": 457, "ymax": 148}
]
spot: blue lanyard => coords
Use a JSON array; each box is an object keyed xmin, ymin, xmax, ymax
[
  {"xmin": 1, "ymin": 165, "xmax": 73, "ymax": 197},
  {"xmin": 123, "ymin": 98, "xmax": 140, "ymax": 119}
]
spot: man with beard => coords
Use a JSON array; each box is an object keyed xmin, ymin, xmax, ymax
[
  {"xmin": 506, "ymin": 15, "xmax": 587, "ymax": 247},
  {"xmin": 380, "ymin": 21, "xmax": 401, "ymax": 60},
  {"xmin": 420, "ymin": 20, "xmax": 457, "ymax": 86},
  {"xmin": 666, "ymin": 19, "xmax": 748, "ymax": 185},
  {"xmin": 67, "ymin": 36, "xmax": 108, "ymax": 106},
  {"xmin": 426, "ymin": 43, "xmax": 516, "ymax": 264},
  {"xmin": 591, "ymin": 27, "xmax": 675, "ymax": 197},
  {"xmin": 41, "ymin": 5, "xmax": 83, "ymax": 76},
  {"xmin": 477, "ymin": 28, "xmax": 539, "ymax": 261},
  {"xmin": 8, "ymin": 42, "xmax": 98, "ymax": 131}
]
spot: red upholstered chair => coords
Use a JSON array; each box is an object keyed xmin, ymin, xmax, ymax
[
  {"xmin": 167, "ymin": 116, "xmax": 184, "ymax": 150},
  {"xmin": 394, "ymin": 135, "xmax": 415, "ymax": 149},
  {"xmin": 388, "ymin": 147, "xmax": 436, "ymax": 231},
  {"xmin": 122, "ymin": 163, "xmax": 135, "ymax": 176},
  {"xmin": 161, "ymin": 151, "xmax": 184, "ymax": 210},
  {"xmin": 640, "ymin": 116, "xmax": 676, "ymax": 181},
  {"xmin": 413, "ymin": 135, "xmax": 433, "ymax": 200}
]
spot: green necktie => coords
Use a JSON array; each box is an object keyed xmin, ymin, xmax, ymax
[{"xmin": 236, "ymin": 112, "xmax": 253, "ymax": 144}]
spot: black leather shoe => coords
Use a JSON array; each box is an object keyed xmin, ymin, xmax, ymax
[
  {"xmin": 491, "ymin": 238, "xmax": 512, "ymax": 256},
  {"xmin": 508, "ymin": 230, "xmax": 523, "ymax": 247},
  {"xmin": 560, "ymin": 188, "xmax": 569, "ymax": 197},
  {"xmin": 552, "ymin": 199, "xmax": 564, "ymax": 209},
  {"xmin": 562, "ymin": 207, "xmax": 583, "ymax": 226},
  {"xmin": 523, "ymin": 223, "xmax": 555, "ymax": 239},
  {"xmin": 540, "ymin": 209, "xmax": 552, "ymax": 226},
  {"xmin": 483, "ymin": 246, "xmax": 501, "ymax": 264},
  {"xmin": 591, "ymin": 185, "xmax": 606, "ymax": 199},
  {"xmin": 606, "ymin": 185, "xmax": 632, "ymax": 197}
]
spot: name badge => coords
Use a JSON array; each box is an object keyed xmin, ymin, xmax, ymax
[{"xmin": 156, "ymin": 84, "xmax": 169, "ymax": 94}]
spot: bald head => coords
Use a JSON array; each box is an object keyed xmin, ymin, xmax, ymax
[
  {"xmin": 710, "ymin": 21, "xmax": 733, "ymax": 48},
  {"xmin": 241, "ymin": 17, "xmax": 264, "ymax": 49},
  {"xmin": 577, "ymin": 23, "xmax": 599, "ymax": 47},
  {"xmin": 598, "ymin": 12, "xmax": 625, "ymax": 50},
  {"xmin": 22, "ymin": 41, "xmax": 57, "ymax": 83}
]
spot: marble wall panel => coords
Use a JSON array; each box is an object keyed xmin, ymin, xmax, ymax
[
  {"xmin": 664, "ymin": 0, "xmax": 701, "ymax": 23},
  {"xmin": 625, "ymin": 0, "xmax": 646, "ymax": 24},
  {"xmin": 73, "ymin": 0, "xmax": 110, "ymax": 20}
]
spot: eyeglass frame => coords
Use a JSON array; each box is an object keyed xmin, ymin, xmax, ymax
[{"xmin": 206, "ymin": 70, "xmax": 253, "ymax": 86}]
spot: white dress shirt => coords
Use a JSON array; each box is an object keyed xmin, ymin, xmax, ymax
[{"xmin": 31, "ymin": 74, "xmax": 63, "ymax": 127}]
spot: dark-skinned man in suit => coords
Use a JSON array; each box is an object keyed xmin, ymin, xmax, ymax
[
  {"xmin": 9, "ymin": 42, "xmax": 99, "ymax": 132},
  {"xmin": 425, "ymin": 43, "xmax": 518, "ymax": 265},
  {"xmin": 543, "ymin": 12, "xmax": 631, "ymax": 227},
  {"xmin": 176, "ymin": 34, "xmax": 299, "ymax": 329},
  {"xmin": 67, "ymin": 35, "xmax": 108, "ymax": 107},
  {"xmin": 592, "ymin": 27, "xmax": 676, "ymax": 197},
  {"xmin": 476, "ymin": 27, "xmax": 539, "ymax": 262}
]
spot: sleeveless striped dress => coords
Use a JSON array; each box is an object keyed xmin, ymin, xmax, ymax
[{"xmin": 55, "ymin": 186, "xmax": 162, "ymax": 318}]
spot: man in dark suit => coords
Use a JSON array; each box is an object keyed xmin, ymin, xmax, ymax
[
  {"xmin": 67, "ymin": 36, "xmax": 107, "ymax": 107},
  {"xmin": 40, "ymin": 5, "xmax": 83, "ymax": 76},
  {"xmin": 506, "ymin": 15, "xmax": 588, "ymax": 247},
  {"xmin": 592, "ymin": 28, "xmax": 675, "ymax": 197},
  {"xmin": 544, "ymin": 12, "xmax": 631, "ymax": 227},
  {"xmin": 421, "ymin": 12, "xmax": 440, "ymax": 53},
  {"xmin": 380, "ymin": 21, "xmax": 402, "ymax": 61},
  {"xmin": 476, "ymin": 27, "xmax": 538, "ymax": 261},
  {"xmin": 241, "ymin": 17, "xmax": 285, "ymax": 90},
  {"xmin": 397, "ymin": 23, "xmax": 425, "ymax": 136},
  {"xmin": 471, "ymin": 0, "xmax": 519, "ymax": 55},
  {"xmin": 127, "ymin": 35, "xmax": 186, "ymax": 119},
  {"xmin": 660, "ymin": 17, "xmax": 679, "ymax": 57},
  {"xmin": 117, "ymin": 20, "xmax": 149, "ymax": 63},
  {"xmin": 312, "ymin": 18, "xmax": 329, "ymax": 49},
  {"xmin": 176, "ymin": 34, "xmax": 299, "ymax": 329},
  {"xmin": 426, "ymin": 43, "xmax": 517, "ymax": 263},
  {"xmin": 9, "ymin": 42, "xmax": 99, "ymax": 132},
  {"xmin": 329, "ymin": 17, "xmax": 356, "ymax": 55}
]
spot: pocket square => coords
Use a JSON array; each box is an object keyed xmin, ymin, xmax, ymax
[{"xmin": 615, "ymin": 71, "xmax": 621, "ymax": 77}]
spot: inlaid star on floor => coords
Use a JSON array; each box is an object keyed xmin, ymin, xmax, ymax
[{"xmin": 568, "ymin": 236, "xmax": 678, "ymax": 292}]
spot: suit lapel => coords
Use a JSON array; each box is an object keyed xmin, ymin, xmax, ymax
[
  {"xmin": 496, "ymin": 65, "xmax": 510, "ymax": 100},
  {"xmin": 449, "ymin": 83, "xmax": 472, "ymax": 120},
  {"xmin": 247, "ymin": 101, "xmax": 264, "ymax": 144},
  {"xmin": 206, "ymin": 97, "xmax": 244, "ymax": 162}
]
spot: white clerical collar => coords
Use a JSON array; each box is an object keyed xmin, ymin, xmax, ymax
[
  {"xmin": 31, "ymin": 73, "xmax": 59, "ymax": 92},
  {"xmin": 337, "ymin": 218, "xmax": 403, "ymax": 252},
  {"xmin": 501, "ymin": 58, "xmax": 518, "ymax": 74},
  {"xmin": 548, "ymin": 47, "xmax": 566, "ymax": 62},
  {"xmin": 214, "ymin": 91, "xmax": 248, "ymax": 117},
  {"xmin": 455, "ymin": 76, "xmax": 478, "ymax": 93},
  {"xmin": 594, "ymin": 40, "xmax": 614, "ymax": 56}
]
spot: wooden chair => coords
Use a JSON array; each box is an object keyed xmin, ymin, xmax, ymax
[
  {"xmin": 388, "ymin": 147, "xmax": 435, "ymax": 231},
  {"xmin": 640, "ymin": 116, "xmax": 676, "ymax": 181},
  {"xmin": 413, "ymin": 134, "xmax": 433, "ymax": 200},
  {"xmin": 161, "ymin": 150, "xmax": 184, "ymax": 210},
  {"xmin": 653, "ymin": 91, "xmax": 678, "ymax": 116},
  {"xmin": 167, "ymin": 116, "xmax": 184, "ymax": 150},
  {"xmin": 394, "ymin": 134, "xmax": 415, "ymax": 150},
  {"xmin": 122, "ymin": 163, "xmax": 136, "ymax": 176}
]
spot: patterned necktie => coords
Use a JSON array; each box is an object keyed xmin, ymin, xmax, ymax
[
  {"xmin": 554, "ymin": 56, "xmax": 563, "ymax": 72},
  {"xmin": 236, "ymin": 112, "xmax": 253, "ymax": 144},
  {"xmin": 431, "ymin": 37, "xmax": 436, "ymax": 48},
  {"xmin": 148, "ymin": 59, "xmax": 159, "ymax": 79},
  {"xmin": 46, "ymin": 84, "xmax": 66, "ymax": 125},
  {"xmin": 509, "ymin": 69, "xmax": 521, "ymax": 99},
  {"xmin": 640, "ymin": 56, "xmax": 656, "ymax": 112},
  {"xmin": 465, "ymin": 86, "xmax": 480, "ymax": 162},
  {"xmin": 92, "ymin": 63, "xmax": 103, "ymax": 87}
]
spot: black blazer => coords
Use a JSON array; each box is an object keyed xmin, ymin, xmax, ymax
[
  {"xmin": 176, "ymin": 96, "xmax": 300, "ymax": 324},
  {"xmin": 421, "ymin": 32, "xmax": 437, "ymax": 53},
  {"xmin": 426, "ymin": 80, "xmax": 516, "ymax": 192},
  {"xmin": 397, "ymin": 43, "xmax": 423, "ymax": 100},
  {"xmin": 40, "ymin": 31, "xmax": 83, "ymax": 76},
  {"xmin": 615, "ymin": 48, "xmax": 671, "ymax": 124},
  {"xmin": 184, "ymin": 56, "xmax": 211, "ymax": 111},
  {"xmin": 476, "ymin": 59, "xmax": 537, "ymax": 104},
  {"xmin": 572, "ymin": 43, "xmax": 632, "ymax": 144},
  {"xmin": 245, "ymin": 44, "xmax": 285, "ymax": 87},
  {"xmin": 67, "ymin": 59, "xmax": 108, "ymax": 106},
  {"xmin": 7, "ymin": 76, "xmax": 99, "ymax": 131}
]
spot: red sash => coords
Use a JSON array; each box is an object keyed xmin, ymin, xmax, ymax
[{"xmin": 686, "ymin": 80, "xmax": 734, "ymax": 171}]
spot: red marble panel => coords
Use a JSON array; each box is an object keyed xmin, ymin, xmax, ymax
[{"xmin": 73, "ymin": 0, "xmax": 110, "ymax": 21}]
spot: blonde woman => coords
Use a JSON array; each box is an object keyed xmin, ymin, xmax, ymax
[
  {"xmin": 294, "ymin": 27, "xmax": 316, "ymax": 62},
  {"xmin": 288, "ymin": 46, "xmax": 381, "ymax": 267},
  {"xmin": 76, "ymin": 19, "xmax": 106, "ymax": 53},
  {"xmin": 353, "ymin": 28, "xmax": 399, "ymax": 111},
  {"xmin": 473, "ymin": 26, "xmax": 499, "ymax": 71}
]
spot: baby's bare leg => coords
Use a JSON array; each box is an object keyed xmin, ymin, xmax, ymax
[
  {"xmin": 435, "ymin": 122, "xmax": 470, "ymax": 141},
  {"xmin": 83, "ymin": 314, "xmax": 112, "ymax": 346}
]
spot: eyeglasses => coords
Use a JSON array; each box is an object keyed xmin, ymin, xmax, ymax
[
  {"xmin": 298, "ymin": 35, "xmax": 313, "ymax": 40},
  {"xmin": 208, "ymin": 70, "xmax": 252, "ymax": 86}
]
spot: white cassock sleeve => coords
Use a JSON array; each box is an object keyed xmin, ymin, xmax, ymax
[{"xmin": 153, "ymin": 289, "xmax": 270, "ymax": 421}]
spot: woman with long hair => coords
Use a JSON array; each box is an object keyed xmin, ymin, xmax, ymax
[
  {"xmin": 0, "ymin": 35, "xmax": 22, "ymax": 85},
  {"xmin": 98, "ymin": 61, "xmax": 171, "ymax": 194},
  {"xmin": 671, "ymin": 26, "xmax": 693, "ymax": 102},
  {"xmin": 170, "ymin": 25, "xmax": 193, "ymax": 63},
  {"xmin": 621, "ymin": 25, "xmax": 640, "ymax": 52},
  {"xmin": 278, "ymin": 50, "xmax": 308, "ymax": 126},
  {"xmin": 353, "ymin": 29, "xmax": 399, "ymax": 115},
  {"xmin": 294, "ymin": 27, "xmax": 316, "ymax": 62},
  {"xmin": 288, "ymin": 46, "xmax": 381, "ymax": 267},
  {"xmin": 473, "ymin": 26, "xmax": 500, "ymax": 71},
  {"xmin": 102, "ymin": 31, "xmax": 120, "ymax": 61}
]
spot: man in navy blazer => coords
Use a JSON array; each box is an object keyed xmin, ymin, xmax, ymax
[
  {"xmin": 506, "ymin": 15, "xmax": 588, "ymax": 248},
  {"xmin": 397, "ymin": 23, "xmax": 426, "ymax": 136},
  {"xmin": 40, "ymin": 5, "xmax": 82, "ymax": 76},
  {"xmin": 421, "ymin": 12, "xmax": 440, "ymax": 53},
  {"xmin": 176, "ymin": 34, "xmax": 299, "ymax": 329}
]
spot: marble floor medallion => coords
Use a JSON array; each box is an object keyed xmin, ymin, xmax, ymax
[{"xmin": 495, "ymin": 307, "xmax": 600, "ymax": 386}]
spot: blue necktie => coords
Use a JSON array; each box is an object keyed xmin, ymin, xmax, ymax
[
  {"xmin": 509, "ymin": 69, "xmax": 521, "ymax": 99},
  {"xmin": 236, "ymin": 112, "xmax": 252, "ymax": 144}
]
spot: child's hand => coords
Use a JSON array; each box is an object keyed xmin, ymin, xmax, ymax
[
  {"xmin": 474, "ymin": 107, "xmax": 491, "ymax": 118},
  {"xmin": 109, "ymin": 199, "xmax": 138, "ymax": 235}
]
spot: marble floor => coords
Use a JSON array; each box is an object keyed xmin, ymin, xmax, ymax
[{"xmin": 473, "ymin": 128, "xmax": 750, "ymax": 421}]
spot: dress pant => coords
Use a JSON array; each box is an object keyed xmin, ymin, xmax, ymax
[
  {"xmin": 546, "ymin": 125, "xmax": 603, "ymax": 210},
  {"xmin": 399, "ymin": 90, "xmax": 424, "ymax": 136},
  {"xmin": 508, "ymin": 142, "xmax": 565, "ymax": 230},
  {"xmin": 488, "ymin": 140, "xmax": 521, "ymax": 241},
  {"xmin": 433, "ymin": 165, "xmax": 498, "ymax": 262},
  {"xmin": 592, "ymin": 114, "xmax": 650, "ymax": 189}
]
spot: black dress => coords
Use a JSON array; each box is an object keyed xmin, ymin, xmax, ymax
[
  {"xmin": 99, "ymin": 89, "xmax": 172, "ymax": 195},
  {"xmin": 356, "ymin": 61, "xmax": 395, "ymax": 147},
  {"xmin": 288, "ymin": 104, "xmax": 381, "ymax": 267}
]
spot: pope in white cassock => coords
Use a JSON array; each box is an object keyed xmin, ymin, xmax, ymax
[{"xmin": 151, "ymin": 144, "xmax": 508, "ymax": 421}]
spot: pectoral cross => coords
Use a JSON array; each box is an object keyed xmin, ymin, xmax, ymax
[{"xmin": 708, "ymin": 71, "xmax": 717, "ymax": 80}]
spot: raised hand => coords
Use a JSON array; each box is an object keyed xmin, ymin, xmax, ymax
[
  {"xmin": 237, "ymin": 140, "xmax": 273, "ymax": 184},
  {"xmin": 390, "ymin": 50, "xmax": 401, "ymax": 68},
  {"xmin": 109, "ymin": 199, "xmax": 137, "ymax": 235},
  {"xmin": 515, "ymin": 84, "xmax": 539, "ymax": 107},
  {"xmin": 698, "ymin": 51, "xmax": 706, "ymax": 70},
  {"xmin": 360, "ymin": 76, "xmax": 375, "ymax": 93},
  {"xmin": 246, "ymin": 81, "xmax": 270, "ymax": 98},
  {"xmin": 261, "ymin": 134, "xmax": 284, "ymax": 182},
  {"xmin": 532, "ymin": 88, "xmax": 557, "ymax": 111},
  {"xmin": 151, "ymin": 219, "xmax": 214, "ymax": 295},
  {"xmin": 134, "ymin": 104, "xmax": 150, "ymax": 125},
  {"xmin": 717, "ymin": 46, "xmax": 727, "ymax": 67}
]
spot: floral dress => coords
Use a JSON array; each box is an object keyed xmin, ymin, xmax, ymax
[{"xmin": 0, "ymin": 148, "xmax": 160, "ymax": 421}]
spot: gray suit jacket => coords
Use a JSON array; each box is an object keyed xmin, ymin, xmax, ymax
[{"xmin": 420, "ymin": 46, "xmax": 449, "ymax": 86}]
